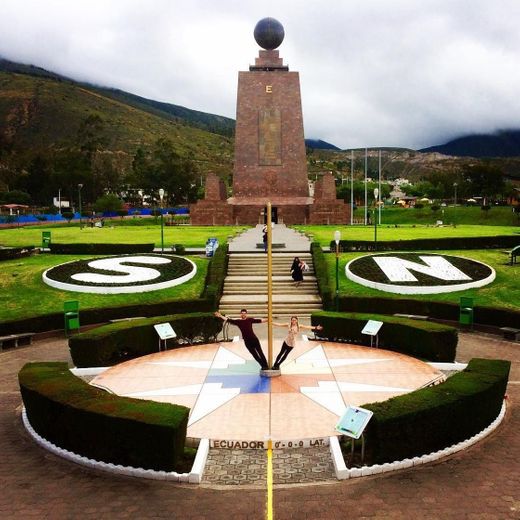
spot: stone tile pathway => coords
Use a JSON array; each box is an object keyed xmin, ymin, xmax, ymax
[{"xmin": 202, "ymin": 446, "xmax": 335, "ymax": 487}]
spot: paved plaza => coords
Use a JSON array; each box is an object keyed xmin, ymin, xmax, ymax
[{"xmin": 1, "ymin": 329, "xmax": 519, "ymax": 519}]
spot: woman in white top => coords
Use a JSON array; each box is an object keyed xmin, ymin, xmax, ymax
[{"xmin": 271, "ymin": 317, "xmax": 322, "ymax": 370}]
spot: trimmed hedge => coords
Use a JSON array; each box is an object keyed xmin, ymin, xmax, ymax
[
  {"xmin": 202, "ymin": 243, "xmax": 229, "ymax": 307},
  {"xmin": 49, "ymin": 243, "xmax": 155, "ymax": 254},
  {"xmin": 331, "ymin": 234, "xmax": 520, "ymax": 252},
  {"xmin": 332, "ymin": 296, "xmax": 520, "ymax": 329},
  {"xmin": 363, "ymin": 358, "xmax": 510, "ymax": 464},
  {"xmin": 69, "ymin": 312, "xmax": 223, "ymax": 367},
  {"xmin": 311, "ymin": 242, "xmax": 333, "ymax": 308},
  {"xmin": 0, "ymin": 246, "xmax": 35, "ymax": 261},
  {"xmin": 0, "ymin": 298, "xmax": 213, "ymax": 336},
  {"xmin": 19, "ymin": 362, "xmax": 189, "ymax": 471},
  {"xmin": 311, "ymin": 311, "xmax": 457, "ymax": 362}
]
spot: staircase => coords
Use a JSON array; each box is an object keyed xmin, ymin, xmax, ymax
[{"xmin": 218, "ymin": 252, "xmax": 323, "ymax": 318}]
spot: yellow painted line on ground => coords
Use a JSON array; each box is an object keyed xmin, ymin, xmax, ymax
[{"xmin": 267, "ymin": 439, "xmax": 274, "ymax": 520}]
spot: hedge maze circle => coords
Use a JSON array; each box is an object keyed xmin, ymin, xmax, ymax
[
  {"xmin": 345, "ymin": 253, "xmax": 495, "ymax": 294},
  {"xmin": 43, "ymin": 254, "xmax": 197, "ymax": 294}
]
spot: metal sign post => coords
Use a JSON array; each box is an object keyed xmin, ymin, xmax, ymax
[{"xmin": 336, "ymin": 405, "xmax": 374, "ymax": 467}]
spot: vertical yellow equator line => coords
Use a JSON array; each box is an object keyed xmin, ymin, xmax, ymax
[{"xmin": 266, "ymin": 439, "xmax": 274, "ymax": 520}]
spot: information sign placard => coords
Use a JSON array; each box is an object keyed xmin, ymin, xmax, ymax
[
  {"xmin": 335, "ymin": 405, "xmax": 373, "ymax": 439},
  {"xmin": 154, "ymin": 322, "xmax": 177, "ymax": 340},
  {"xmin": 361, "ymin": 320, "xmax": 383, "ymax": 336}
]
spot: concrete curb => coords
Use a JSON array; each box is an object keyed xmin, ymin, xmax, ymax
[
  {"xmin": 330, "ymin": 400, "xmax": 507, "ymax": 480},
  {"xmin": 22, "ymin": 408, "xmax": 209, "ymax": 483}
]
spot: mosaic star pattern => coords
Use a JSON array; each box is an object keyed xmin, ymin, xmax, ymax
[{"xmin": 91, "ymin": 337, "xmax": 443, "ymax": 441}]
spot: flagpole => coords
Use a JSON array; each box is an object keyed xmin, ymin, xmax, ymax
[
  {"xmin": 350, "ymin": 150, "xmax": 354, "ymax": 225},
  {"xmin": 378, "ymin": 149, "xmax": 382, "ymax": 224},
  {"xmin": 364, "ymin": 147, "xmax": 368, "ymax": 225},
  {"xmin": 267, "ymin": 201, "xmax": 273, "ymax": 368}
]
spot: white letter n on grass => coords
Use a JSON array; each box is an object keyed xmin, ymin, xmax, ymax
[{"xmin": 373, "ymin": 256, "xmax": 472, "ymax": 282}]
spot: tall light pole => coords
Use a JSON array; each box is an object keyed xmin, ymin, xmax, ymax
[
  {"xmin": 350, "ymin": 150, "xmax": 354, "ymax": 225},
  {"xmin": 453, "ymin": 182, "xmax": 458, "ymax": 207},
  {"xmin": 158, "ymin": 188, "xmax": 165, "ymax": 253},
  {"xmin": 373, "ymin": 188, "xmax": 379, "ymax": 251},
  {"xmin": 334, "ymin": 230, "xmax": 341, "ymax": 311},
  {"xmin": 58, "ymin": 188, "xmax": 62, "ymax": 215},
  {"xmin": 77, "ymin": 184, "xmax": 83, "ymax": 229}
]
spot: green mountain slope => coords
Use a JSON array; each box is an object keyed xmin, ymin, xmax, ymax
[
  {"xmin": 0, "ymin": 70, "xmax": 233, "ymax": 175},
  {"xmin": 0, "ymin": 57, "xmax": 235, "ymax": 137}
]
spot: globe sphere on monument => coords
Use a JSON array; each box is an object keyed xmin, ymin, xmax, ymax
[{"xmin": 254, "ymin": 17, "xmax": 285, "ymax": 50}]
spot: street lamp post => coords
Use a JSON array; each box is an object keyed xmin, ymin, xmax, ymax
[
  {"xmin": 334, "ymin": 230, "xmax": 341, "ymax": 312},
  {"xmin": 158, "ymin": 188, "xmax": 165, "ymax": 253},
  {"xmin": 58, "ymin": 188, "xmax": 62, "ymax": 215},
  {"xmin": 453, "ymin": 182, "xmax": 458, "ymax": 207},
  {"xmin": 77, "ymin": 184, "xmax": 83, "ymax": 229},
  {"xmin": 373, "ymin": 188, "xmax": 379, "ymax": 251}
]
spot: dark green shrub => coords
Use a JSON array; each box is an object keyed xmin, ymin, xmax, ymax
[
  {"xmin": 333, "ymin": 296, "xmax": 520, "ymax": 328},
  {"xmin": 311, "ymin": 242, "xmax": 332, "ymax": 308},
  {"xmin": 69, "ymin": 312, "xmax": 223, "ymax": 367},
  {"xmin": 173, "ymin": 244, "xmax": 186, "ymax": 254},
  {"xmin": 49, "ymin": 243, "xmax": 155, "ymax": 254},
  {"xmin": 331, "ymin": 234, "xmax": 520, "ymax": 251},
  {"xmin": 0, "ymin": 298, "xmax": 213, "ymax": 336},
  {"xmin": 0, "ymin": 246, "xmax": 35, "ymax": 261},
  {"xmin": 363, "ymin": 358, "xmax": 510, "ymax": 464},
  {"xmin": 202, "ymin": 244, "xmax": 228, "ymax": 307},
  {"xmin": 311, "ymin": 311, "xmax": 457, "ymax": 362},
  {"xmin": 19, "ymin": 362, "xmax": 189, "ymax": 471},
  {"xmin": 62, "ymin": 212, "xmax": 74, "ymax": 222}
]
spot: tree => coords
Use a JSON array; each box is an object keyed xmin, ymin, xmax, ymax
[
  {"xmin": 130, "ymin": 139, "xmax": 198, "ymax": 206},
  {"xmin": 2, "ymin": 189, "xmax": 31, "ymax": 204},
  {"xmin": 462, "ymin": 162, "xmax": 505, "ymax": 200},
  {"xmin": 93, "ymin": 193, "xmax": 124, "ymax": 213}
]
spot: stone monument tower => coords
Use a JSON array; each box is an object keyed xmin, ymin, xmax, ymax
[{"xmin": 190, "ymin": 18, "xmax": 350, "ymax": 225}]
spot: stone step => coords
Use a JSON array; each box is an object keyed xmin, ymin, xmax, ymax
[
  {"xmin": 223, "ymin": 283, "xmax": 317, "ymax": 290},
  {"xmin": 220, "ymin": 294, "xmax": 322, "ymax": 304}
]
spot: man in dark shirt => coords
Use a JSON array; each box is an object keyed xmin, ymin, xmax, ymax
[{"xmin": 215, "ymin": 309, "xmax": 268, "ymax": 370}]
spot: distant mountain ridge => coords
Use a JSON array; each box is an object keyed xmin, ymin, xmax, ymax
[
  {"xmin": 0, "ymin": 57, "xmax": 235, "ymax": 137},
  {"xmin": 419, "ymin": 129, "xmax": 520, "ymax": 158},
  {"xmin": 305, "ymin": 139, "xmax": 340, "ymax": 150}
]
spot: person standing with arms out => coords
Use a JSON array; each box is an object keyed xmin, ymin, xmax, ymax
[
  {"xmin": 291, "ymin": 256, "xmax": 303, "ymax": 286},
  {"xmin": 215, "ymin": 309, "xmax": 269, "ymax": 370},
  {"xmin": 271, "ymin": 317, "xmax": 323, "ymax": 370}
]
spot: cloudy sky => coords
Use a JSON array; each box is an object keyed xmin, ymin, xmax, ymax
[{"xmin": 1, "ymin": 0, "xmax": 519, "ymax": 149}]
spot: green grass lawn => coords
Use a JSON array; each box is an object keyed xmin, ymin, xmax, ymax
[
  {"xmin": 294, "ymin": 224, "xmax": 520, "ymax": 245},
  {"xmin": 326, "ymin": 249, "xmax": 519, "ymax": 311},
  {"xmin": 0, "ymin": 224, "xmax": 250, "ymax": 248},
  {"xmin": 0, "ymin": 254, "xmax": 209, "ymax": 322},
  {"xmin": 354, "ymin": 205, "xmax": 520, "ymax": 226}
]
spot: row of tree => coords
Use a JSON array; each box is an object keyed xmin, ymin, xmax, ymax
[
  {"xmin": 333, "ymin": 163, "xmax": 513, "ymax": 204},
  {"xmin": 0, "ymin": 115, "xmax": 200, "ymax": 208}
]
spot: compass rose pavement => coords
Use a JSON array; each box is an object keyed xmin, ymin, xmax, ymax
[{"xmin": 91, "ymin": 337, "xmax": 443, "ymax": 442}]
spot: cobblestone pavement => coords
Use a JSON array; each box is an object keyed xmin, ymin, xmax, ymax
[
  {"xmin": 202, "ymin": 446, "xmax": 335, "ymax": 487},
  {"xmin": 1, "ymin": 331, "xmax": 519, "ymax": 519}
]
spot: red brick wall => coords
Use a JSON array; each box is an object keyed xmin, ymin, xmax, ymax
[{"xmin": 233, "ymin": 68, "xmax": 309, "ymax": 199}]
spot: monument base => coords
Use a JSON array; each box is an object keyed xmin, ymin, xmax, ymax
[{"xmin": 260, "ymin": 369, "xmax": 281, "ymax": 377}]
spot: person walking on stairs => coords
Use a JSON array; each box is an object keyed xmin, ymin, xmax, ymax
[
  {"xmin": 271, "ymin": 317, "xmax": 322, "ymax": 370},
  {"xmin": 290, "ymin": 256, "xmax": 303, "ymax": 286},
  {"xmin": 215, "ymin": 309, "xmax": 269, "ymax": 370}
]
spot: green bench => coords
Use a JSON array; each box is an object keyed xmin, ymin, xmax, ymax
[{"xmin": 509, "ymin": 245, "xmax": 520, "ymax": 265}]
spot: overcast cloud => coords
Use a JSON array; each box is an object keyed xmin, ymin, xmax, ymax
[{"xmin": 1, "ymin": 0, "xmax": 519, "ymax": 149}]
